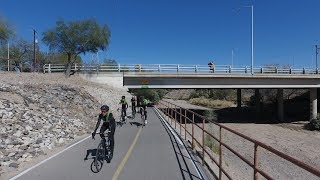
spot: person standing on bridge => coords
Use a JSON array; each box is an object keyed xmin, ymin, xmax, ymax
[
  {"xmin": 208, "ymin": 61, "xmax": 215, "ymax": 73},
  {"xmin": 92, "ymin": 105, "xmax": 116, "ymax": 157}
]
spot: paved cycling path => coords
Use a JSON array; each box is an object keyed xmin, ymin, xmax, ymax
[{"xmin": 9, "ymin": 108, "xmax": 206, "ymax": 180}]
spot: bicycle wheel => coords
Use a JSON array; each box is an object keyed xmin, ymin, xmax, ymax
[
  {"xmin": 91, "ymin": 159, "xmax": 102, "ymax": 173},
  {"xmin": 132, "ymin": 110, "xmax": 136, "ymax": 119},
  {"xmin": 105, "ymin": 139, "xmax": 112, "ymax": 163},
  {"xmin": 92, "ymin": 142, "xmax": 105, "ymax": 172}
]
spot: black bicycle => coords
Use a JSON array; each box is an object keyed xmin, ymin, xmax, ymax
[
  {"xmin": 140, "ymin": 107, "xmax": 147, "ymax": 126},
  {"xmin": 91, "ymin": 130, "xmax": 112, "ymax": 173},
  {"xmin": 131, "ymin": 106, "xmax": 136, "ymax": 119},
  {"xmin": 117, "ymin": 108, "xmax": 127, "ymax": 124}
]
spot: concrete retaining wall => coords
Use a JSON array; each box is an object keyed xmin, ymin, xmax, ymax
[{"xmin": 79, "ymin": 73, "xmax": 126, "ymax": 90}]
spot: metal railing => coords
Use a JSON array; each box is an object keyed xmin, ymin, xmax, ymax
[
  {"xmin": 43, "ymin": 63, "xmax": 320, "ymax": 75},
  {"xmin": 156, "ymin": 100, "xmax": 320, "ymax": 180}
]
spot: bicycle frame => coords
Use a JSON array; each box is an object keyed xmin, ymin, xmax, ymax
[{"xmin": 91, "ymin": 131, "xmax": 111, "ymax": 173}]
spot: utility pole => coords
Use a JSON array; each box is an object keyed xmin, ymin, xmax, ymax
[
  {"xmin": 33, "ymin": 29, "xmax": 36, "ymax": 72},
  {"xmin": 7, "ymin": 42, "xmax": 9, "ymax": 71}
]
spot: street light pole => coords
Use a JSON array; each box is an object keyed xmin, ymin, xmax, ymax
[
  {"xmin": 243, "ymin": 5, "xmax": 254, "ymax": 75},
  {"xmin": 232, "ymin": 48, "xmax": 234, "ymax": 67},
  {"xmin": 251, "ymin": 5, "xmax": 254, "ymax": 75}
]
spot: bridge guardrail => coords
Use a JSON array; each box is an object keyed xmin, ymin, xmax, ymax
[
  {"xmin": 156, "ymin": 100, "xmax": 320, "ymax": 180},
  {"xmin": 43, "ymin": 63, "xmax": 320, "ymax": 75}
]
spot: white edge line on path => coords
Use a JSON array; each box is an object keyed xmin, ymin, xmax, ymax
[
  {"xmin": 9, "ymin": 135, "xmax": 91, "ymax": 180},
  {"xmin": 153, "ymin": 107, "xmax": 206, "ymax": 180}
]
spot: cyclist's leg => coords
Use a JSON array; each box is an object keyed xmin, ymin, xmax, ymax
[
  {"xmin": 108, "ymin": 124, "xmax": 115, "ymax": 156},
  {"xmin": 121, "ymin": 109, "xmax": 125, "ymax": 121},
  {"xmin": 99, "ymin": 123, "xmax": 107, "ymax": 141},
  {"xmin": 143, "ymin": 106, "xmax": 147, "ymax": 120}
]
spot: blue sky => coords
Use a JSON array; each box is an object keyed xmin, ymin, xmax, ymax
[{"xmin": 1, "ymin": 0, "xmax": 320, "ymax": 68}]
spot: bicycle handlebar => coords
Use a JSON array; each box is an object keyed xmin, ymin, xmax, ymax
[{"xmin": 95, "ymin": 130, "xmax": 111, "ymax": 134}]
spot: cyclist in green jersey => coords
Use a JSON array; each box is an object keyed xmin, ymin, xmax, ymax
[{"xmin": 119, "ymin": 96, "xmax": 128, "ymax": 120}]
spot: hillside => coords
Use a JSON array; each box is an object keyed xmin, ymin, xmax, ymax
[{"xmin": 0, "ymin": 72, "xmax": 131, "ymax": 176}]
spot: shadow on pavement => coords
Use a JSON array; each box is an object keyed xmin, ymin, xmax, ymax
[
  {"xmin": 129, "ymin": 121, "xmax": 144, "ymax": 127},
  {"xmin": 84, "ymin": 148, "xmax": 97, "ymax": 161},
  {"xmin": 159, "ymin": 115, "xmax": 203, "ymax": 180}
]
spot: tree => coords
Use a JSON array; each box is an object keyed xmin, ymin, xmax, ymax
[
  {"xmin": 42, "ymin": 18, "xmax": 110, "ymax": 77},
  {"xmin": 0, "ymin": 16, "xmax": 14, "ymax": 44},
  {"xmin": 9, "ymin": 39, "xmax": 34, "ymax": 72}
]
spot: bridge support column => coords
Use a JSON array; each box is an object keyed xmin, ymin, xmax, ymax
[
  {"xmin": 310, "ymin": 88, "xmax": 317, "ymax": 120},
  {"xmin": 255, "ymin": 89, "xmax": 261, "ymax": 118},
  {"xmin": 277, "ymin": 88, "xmax": 284, "ymax": 122},
  {"xmin": 237, "ymin": 89, "xmax": 242, "ymax": 108}
]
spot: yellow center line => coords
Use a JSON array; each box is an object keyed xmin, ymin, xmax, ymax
[{"xmin": 112, "ymin": 127, "xmax": 143, "ymax": 180}]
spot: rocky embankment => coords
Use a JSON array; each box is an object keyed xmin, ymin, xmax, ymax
[{"xmin": 0, "ymin": 72, "xmax": 131, "ymax": 177}]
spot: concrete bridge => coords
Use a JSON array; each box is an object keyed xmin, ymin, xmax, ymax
[{"xmin": 44, "ymin": 63, "xmax": 320, "ymax": 121}]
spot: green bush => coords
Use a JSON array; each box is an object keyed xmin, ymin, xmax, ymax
[
  {"xmin": 189, "ymin": 89, "xmax": 236, "ymax": 101},
  {"xmin": 308, "ymin": 118, "xmax": 320, "ymax": 131},
  {"xmin": 129, "ymin": 89, "xmax": 168, "ymax": 103},
  {"xmin": 204, "ymin": 134, "xmax": 220, "ymax": 154},
  {"xmin": 204, "ymin": 110, "xmax": 217, "ymax": 121}
]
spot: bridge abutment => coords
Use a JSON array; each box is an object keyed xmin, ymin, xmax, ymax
[
  {"xmin": 79, "ymin": 73, "xmax": 126, "ymax": 90},
  {"xmin": 310, "ymin": 88, "xmax": 317, "ymax": 120},
  {"xmin": 255, "ymin": 89, "xmax": 261, "ymax": 119},
  {"xmin": 277, "ymin": 88, "xmax": 284, "ymax": 122},
  {"xmin": 237, "ymin": 89, "xmax": 241, "ymax": 108}
]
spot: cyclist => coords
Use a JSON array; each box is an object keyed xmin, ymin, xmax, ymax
[
  {"xmin": 140, "ymin": 96, "xmax": 148, "ymax": 125},
  {"xmin": 131, "ymin": 96, "xmax": 137, "ymax": 116},
  {"xmin": 92, "ymin": 105, "xmax": 116, "ymax": 157},
  {"xmin": 119, "ymin": 96, "xmax": 128, "ymax": 121}
]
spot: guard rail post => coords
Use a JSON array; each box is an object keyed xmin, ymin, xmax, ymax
[
  {"xmin": 202, "ymin": 118, "xmax": 205, "ymax": 166},
  {"xmin": 192, "ymin": 113, "xmax": 194, "ymax": 149},
  {"xmin": 254, "ymin": 143, "xmax": 259, "ymax": 180},
  {"xmin": 175, "ymin": 105, "xmax": 177, "ymax": 129},
  {"xmin": 184, "ymin": 109, "xmax": 187, "ymax": 140},
  {"xmin": 219, "ymin": 126, "xmax": 222, "ymax": 179},
  {"xmin": 180, "ymin": 108, "xmax": 182, "ymax": 136}
]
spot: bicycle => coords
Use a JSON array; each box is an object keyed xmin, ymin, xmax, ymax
[
  {"xmin": 131, "ymin": 106, "xmax": 136, "ymax": 119},
  {"xmin": 91, "ymin": 130, "xmax": 112, "ymax": 173},
  {"xmin": 117, "ymin": 108, "xmax": 127, "ymax": 124},
  {"xmin": 140, "ymin": 107, "xmax": 147, "ymax": 126}
]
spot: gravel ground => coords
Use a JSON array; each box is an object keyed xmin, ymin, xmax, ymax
[
  {"xmin": 156, "ymin": 102, "xmax": 320, "ymax": 180},
  {"xmin": 0, "ymin": 72, "xmax": 131, "ymax": 118}
]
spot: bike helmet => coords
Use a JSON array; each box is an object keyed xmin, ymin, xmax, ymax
[{"xmin": 100, "ymin": 105, "xmax": 109, "ymax": 111}]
